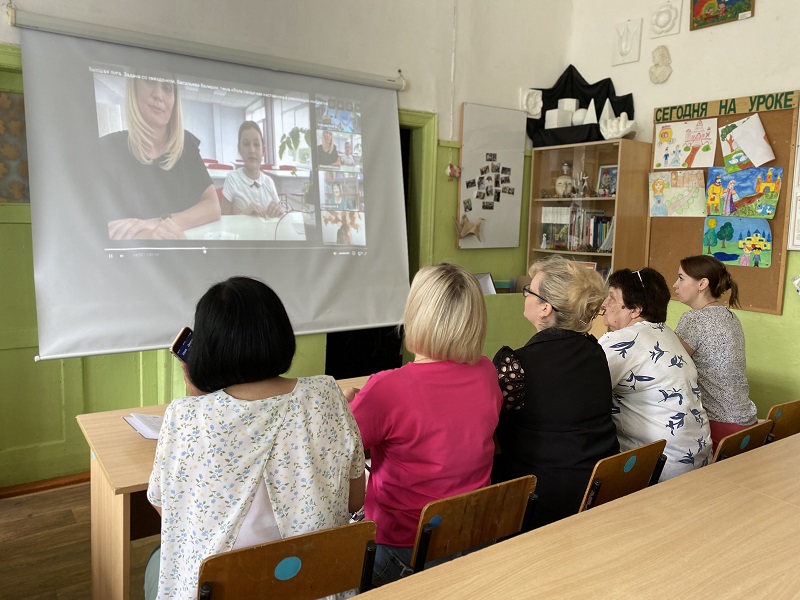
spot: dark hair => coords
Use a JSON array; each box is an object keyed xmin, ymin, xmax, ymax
[
  {"xmin": 187, "ymin": 277, "xmax": 295, "ymax": 393},
  {"xmin": 679, "ymin": 255, "xmax": 740, "ymax": 308},
  {"xmin": 238, "ymin": 121, "xmax": 263, "ymax": 146},
  {"xmin": 607, "ymin": 267, "xmax": 671, "ymax": 323}
]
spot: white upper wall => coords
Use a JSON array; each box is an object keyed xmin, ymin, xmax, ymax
[
  {"xmin": 0, "ymin": 0, "xmax": 573, "ymax": 140},
  {"xmin": 569, "ymin": 0, "xmax": 800, "ymax": 142}
]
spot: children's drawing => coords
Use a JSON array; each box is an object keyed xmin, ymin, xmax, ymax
[
  {"xmin": 691, "ymin": 0, "xmax": 754, "ymax": 31},
  {"xmin": 705, "ymin": 166, "xmax": 782, "ymax": 219},
  {"xmin": 649, "ymin": 170, "xmax": 706, "ymax": 217},
  {"xmin": 719, "ymin": 114, "xmax": 774, "ymax": 173},
  {"xmin": 653, "ymin": 118, "xmax": 718, "ymax": 170},
  {"xmin": 701, "ymin": 216, "xmax": 771, "ymax": 268}
]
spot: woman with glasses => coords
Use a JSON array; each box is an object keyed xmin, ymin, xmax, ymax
[
  {"xmin": 493, "ymin": 255, "xmax": 618, "ymax": 528},
  {"xmin": 344, "ymin": 263, "xmax": 502, "ymax": 585},
  {"xmin": 598, "ymin": 267, "xmax": 712, "ymax": 480}
]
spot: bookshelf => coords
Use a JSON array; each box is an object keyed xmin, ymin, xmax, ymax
[
  {"xmin": 528, "ymin": 138, "xmax": 652, "ymax": 277},
  {"xmin": 321, "ymin": 170, "xmax": 364, "ymax": 211}
]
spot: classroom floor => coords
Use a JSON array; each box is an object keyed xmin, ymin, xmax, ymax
[{"xmin": 0, "ymin": 483, "xmax": 158, "ymax": 600}]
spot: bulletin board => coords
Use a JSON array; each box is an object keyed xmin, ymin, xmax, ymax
[
  {"xmin": 457, "ymin": 103, "xmax": 526, "ymax": 249},
  {"xmin": 647, "ymin": 91, "xmax": 798, "ymax": 314}
]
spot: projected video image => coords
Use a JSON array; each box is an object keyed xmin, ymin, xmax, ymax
[{"xmin": 92, "ymin": 67, "xmax": 370, "ymax": 246}]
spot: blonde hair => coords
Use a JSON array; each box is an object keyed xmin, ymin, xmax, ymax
[
  {"xmin": 529, "ymin": 255, "xmax": 605, "ymax": 333},
  {"xmin": 126, "ymin": 78, "xmax": 184, "ymax": 170},
  {"xmin": 403, "ymin": 263, "xmax": 487, "ymax": 364}
]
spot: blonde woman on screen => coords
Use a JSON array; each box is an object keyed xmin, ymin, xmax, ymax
[{"xmin": 102, "ymin": 76, "xmax": 220, "ymax": 240}]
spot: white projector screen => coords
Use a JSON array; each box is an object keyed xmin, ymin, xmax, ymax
[{"xmin": 21, "ymin": 29, "xmax": 409, "ymax": 360}]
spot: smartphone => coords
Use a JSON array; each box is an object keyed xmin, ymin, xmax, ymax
[{"xmin": 170, "ymin": 326, "xmax": 193, "ymax": 363}]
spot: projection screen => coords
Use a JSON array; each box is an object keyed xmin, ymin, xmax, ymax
[{"xmin": 21, "ymin": 28, "xmax": 409, "ymax": 360}]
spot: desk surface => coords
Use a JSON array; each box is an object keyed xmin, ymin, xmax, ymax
[
  {"xmin": 76, "ymin": 375, "xmax": 369, "ymax": 496},
  {"xmin": 363, "ymin": 435, "xmax": 800, "ymax": 599},
  {"xmin": 184, "ymin": 214, "xmax": 307, "ymax": 241}
]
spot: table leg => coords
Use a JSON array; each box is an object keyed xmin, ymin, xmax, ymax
[{"xmin": 90, "ymin": 453, "xmax": 131, "ymax": 600}]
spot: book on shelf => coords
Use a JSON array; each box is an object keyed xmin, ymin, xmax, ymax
[
  {"xmin": 123, "ymin": 413, "xmax": 163, "ymax": 440},
  {"xmin": 597, "ymin": 217, "xmax": 615, "ymax": 253}
]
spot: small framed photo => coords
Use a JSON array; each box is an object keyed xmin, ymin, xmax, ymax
[
  {"xmin": 690, "ymin": 0, "xmax": 753, "ymax": 31},
  {"xmin": 597, "ymin": 165, "xmax": 618, "ymax": 196}
]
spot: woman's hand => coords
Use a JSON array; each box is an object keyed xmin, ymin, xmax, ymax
[
  {"xmin": 342, "ymin": 387, "xmax": 360, "ymax": 402},
  {"xmin": 108, "ymin": 217, "xmax": 186, "ymax": 240},
  {"xmin": 247, "ymin": 201, "xmax": 286, "ymax": 219}
]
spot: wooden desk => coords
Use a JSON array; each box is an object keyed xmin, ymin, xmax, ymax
[
  {"xmin": 77, "ymin": 375, "xmax": 369, "ymax": 600},
  {"xmin": 363, "ymin": 435, "xmax": 800, "ymax": 599}
]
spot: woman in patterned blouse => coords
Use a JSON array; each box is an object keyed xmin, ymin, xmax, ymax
[{"xmin": 145, "ymin": 277, "xmax": 365, "ymax": 600}]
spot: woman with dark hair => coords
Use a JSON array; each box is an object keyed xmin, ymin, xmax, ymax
[
  {"xmin": 492, "ymin": 255, "xmax": 618, "ymax": 528},
  {"xmin": 673, "ymin": 255, "xmax": 757, "ymax": 448},
  {"xmin": 145, "ymin": 277, "xmax": 365, "ymax": 600},
  {"xmin": 599, "ymin": 268, "xmax": 712, "ymax": 480}
]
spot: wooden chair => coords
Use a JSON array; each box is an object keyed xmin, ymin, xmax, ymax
[
  {"xmin": 410, "ymin": 475, "xmax": 536, "ymax": 573},
  {"xmin": 579, "ymin": 439, "xmax": 667, "ymax": 511},
  {"xmin": 712, "ymin": 420, "xmax": 773, "ymax": 462},
  {"xmin": 766, "ymin": 400, "xmax": 800, "ymax": 443},
  {"xmin": 196, "ymin": 520, "xmax": 376, "ymax": 600}
]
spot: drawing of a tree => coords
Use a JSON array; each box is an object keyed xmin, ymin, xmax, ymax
[
  {"xmin": 717, "ymin": 221, "xmax": 734, "ymax": 248},
  {"xmin": 703, "ymin": 218, "xmax": 718, "ymax": 254}
]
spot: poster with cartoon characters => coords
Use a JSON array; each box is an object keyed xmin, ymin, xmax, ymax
[
  {"xmin": 648, "ymin": 170, "xmax": 706, "ymax": 217},
  {"xmin": 705, "ymin": 166, "xmax": 781, "ymax": 219},
  {"xmin": 700, "ymin": 216, "xmax": 772, "ymax": 268},
  {"xmin": 653, "ymin": 118, "xmax": 718, "ymax": 170}
]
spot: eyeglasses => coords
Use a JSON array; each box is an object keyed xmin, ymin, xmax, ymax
[
  {"xmin": 522, "ymin": 285, "xmax": 559, "ymax": 312},
  {"xmin": 632, "ymin": 270, "xmax": 644, "ymax": 287}
]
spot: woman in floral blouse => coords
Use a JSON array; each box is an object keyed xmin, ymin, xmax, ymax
[{"xmin": 145, "ymin": 277, "xmax": 365, "ymax": 600}]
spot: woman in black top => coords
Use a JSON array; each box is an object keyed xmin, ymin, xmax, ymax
[{"xmin": 493, "ymin": 255, "xmax": 619, "ymax": 528}]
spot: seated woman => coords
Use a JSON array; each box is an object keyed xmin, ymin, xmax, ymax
[
  {"xmin": 222, "ymin": 121, "xmax": 285, "ymax": 218},
  {"xmin": 673, "ymin": 255, "xmax": 757, "ymax": 448},
  {"xmin": 145, "ymin": 277, "xmax": 365, "ymax": 600},
  {"xmin": 598, "ymin": 268, "xmax": 712, "ymax": 479},
  {"xmin": 345, "ymin": 263, "xmax": 502, "ymax": 586},
  {"xmin": 493, "ymin": 255, "xmax": 618, "ymax": 528},
  {"xmin": 103, "ymin": 76, "xmax": 220, "ymax": 240}
]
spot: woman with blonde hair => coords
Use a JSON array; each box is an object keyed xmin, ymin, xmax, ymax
[
  {"xmin": 345, "ymin": 263, "xmax": 502, "ymax": 586},
  {"xmin": 103, "ymin": 76, "xmax": 220, "ymax": 240},
  {"xmin": 493, "ymin": 255, "xmax": 619, "ymax": 528}
]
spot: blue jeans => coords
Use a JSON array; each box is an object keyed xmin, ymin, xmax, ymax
[{"xmin": 372, "ymin": 544, "xmax": 414, "ymax": 587}]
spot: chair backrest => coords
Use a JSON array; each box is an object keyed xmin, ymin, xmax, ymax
[
  {"xmin": 712, "ymin": 420, "xmax": 773, "ymax": 462},
  {"xmin": 579, "ymin": 439, "xmax": 668, "ymax": 511},
  {"xmin": 410, "ymin": 475, "xmax": 536, "ymax": 572},
  {"xmin": 196, "ymin": 521, "xmax": 376, "ymax": 600},
  {"xmin": 766, "ymin": 400, "xmax": 800, "ymax": 443}
]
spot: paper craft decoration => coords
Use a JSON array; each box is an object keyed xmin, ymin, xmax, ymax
[
  {"xmin": 650, "ymin": 0, "xmax": 682, "ymax": 38},
  {"xmin": 706, "ymin": 166, "xmax": 782, "ymax": 219},
  {"xmin": 612, "ymin": 18, "xmax": 643, "ymax": 66},
  {"xmin": 701, "ymin": 216, "xmax": 771, "ymax": 269},
  {"xmin": 691, "ymin": 0, "xmax": 754, "ymax": 31},
  {"xmin": 454, "ymin": 214, "xmax": 484, "ymax": 242},
  {"xmin": 649, "ymin": 170, "xmax": 706, "ymax": 217},
  {"xmin": 719, "ymin": 114, "xmax": 774, "ymax": 173},
  {"xmin": 653, "ymin": 118, "xmax": 718, "ymax": 169}
]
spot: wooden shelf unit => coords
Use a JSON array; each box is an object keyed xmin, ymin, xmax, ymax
[{"xmin": 527, "ymin": 138, "xmax": 652, "ymax": 275}]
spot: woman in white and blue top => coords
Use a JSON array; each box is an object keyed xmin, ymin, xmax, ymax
[{"xmin": 599, "ymin": 267, "xmax": 712, "ymax": 481}]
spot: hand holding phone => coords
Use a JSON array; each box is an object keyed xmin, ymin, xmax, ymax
[{"xmin": 170, "ymin": 327, "xmax": 193, "ymax": 363}]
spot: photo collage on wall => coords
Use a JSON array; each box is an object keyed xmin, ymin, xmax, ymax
[
  {"xmin": 650, "ymin": 112, "xmax": 779, "ymax": 269},
  {"xmin": 462, "ymin": 152, "xmax": 515, "ymax": 213}
]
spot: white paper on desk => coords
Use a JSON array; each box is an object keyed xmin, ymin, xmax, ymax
[
  {"xmin": 124, "ymin": 413, "xmax": 163, "ymax": 439},
  {"xmin": 731, "ymin": 114, "xmax": 775, "ymax": 167}
]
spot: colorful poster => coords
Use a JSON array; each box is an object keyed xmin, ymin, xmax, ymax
[
  {"xmin": 649, "ymin": 170, "xmax": 706, "ymax": 217},
  {"xmin": 690, "ymin": 0, "xmax": 754, "ymax": 31},
  {"xmin": 705, "ymin": 166, "xmax": 782, "ymax": 219},
  {"xmin": 653, "ymin": 118, "xmax": 718, "ymax": 170},
  {"xmin": 700, "ymin": 216, "xmax": 771, "ymax": 268},
  {"xmin": 719, "ymin": 114, "xmax": 774, "ymax": 173}
]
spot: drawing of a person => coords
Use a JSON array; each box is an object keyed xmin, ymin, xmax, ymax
[
  {"xmin": 651, "ymin": 179, "xmax": 668, "ymax": 216},
  {"xmin": 706, "ymin": 175, "xmax": 723, "ymax": 214},
  {"xmin": 739, "ymin": 244, "xmax": 751, "ymax": 267},
  {"xmin": 722, "ymin": 180, "xmax": 738, "ymax": 215},
  {"xmin": 669, "ymin": 145, "xmax": 682, "ymax": 167},
  {"xmin": 753, "ymin": 247, "xmax": 762, "ymax": 267}
]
